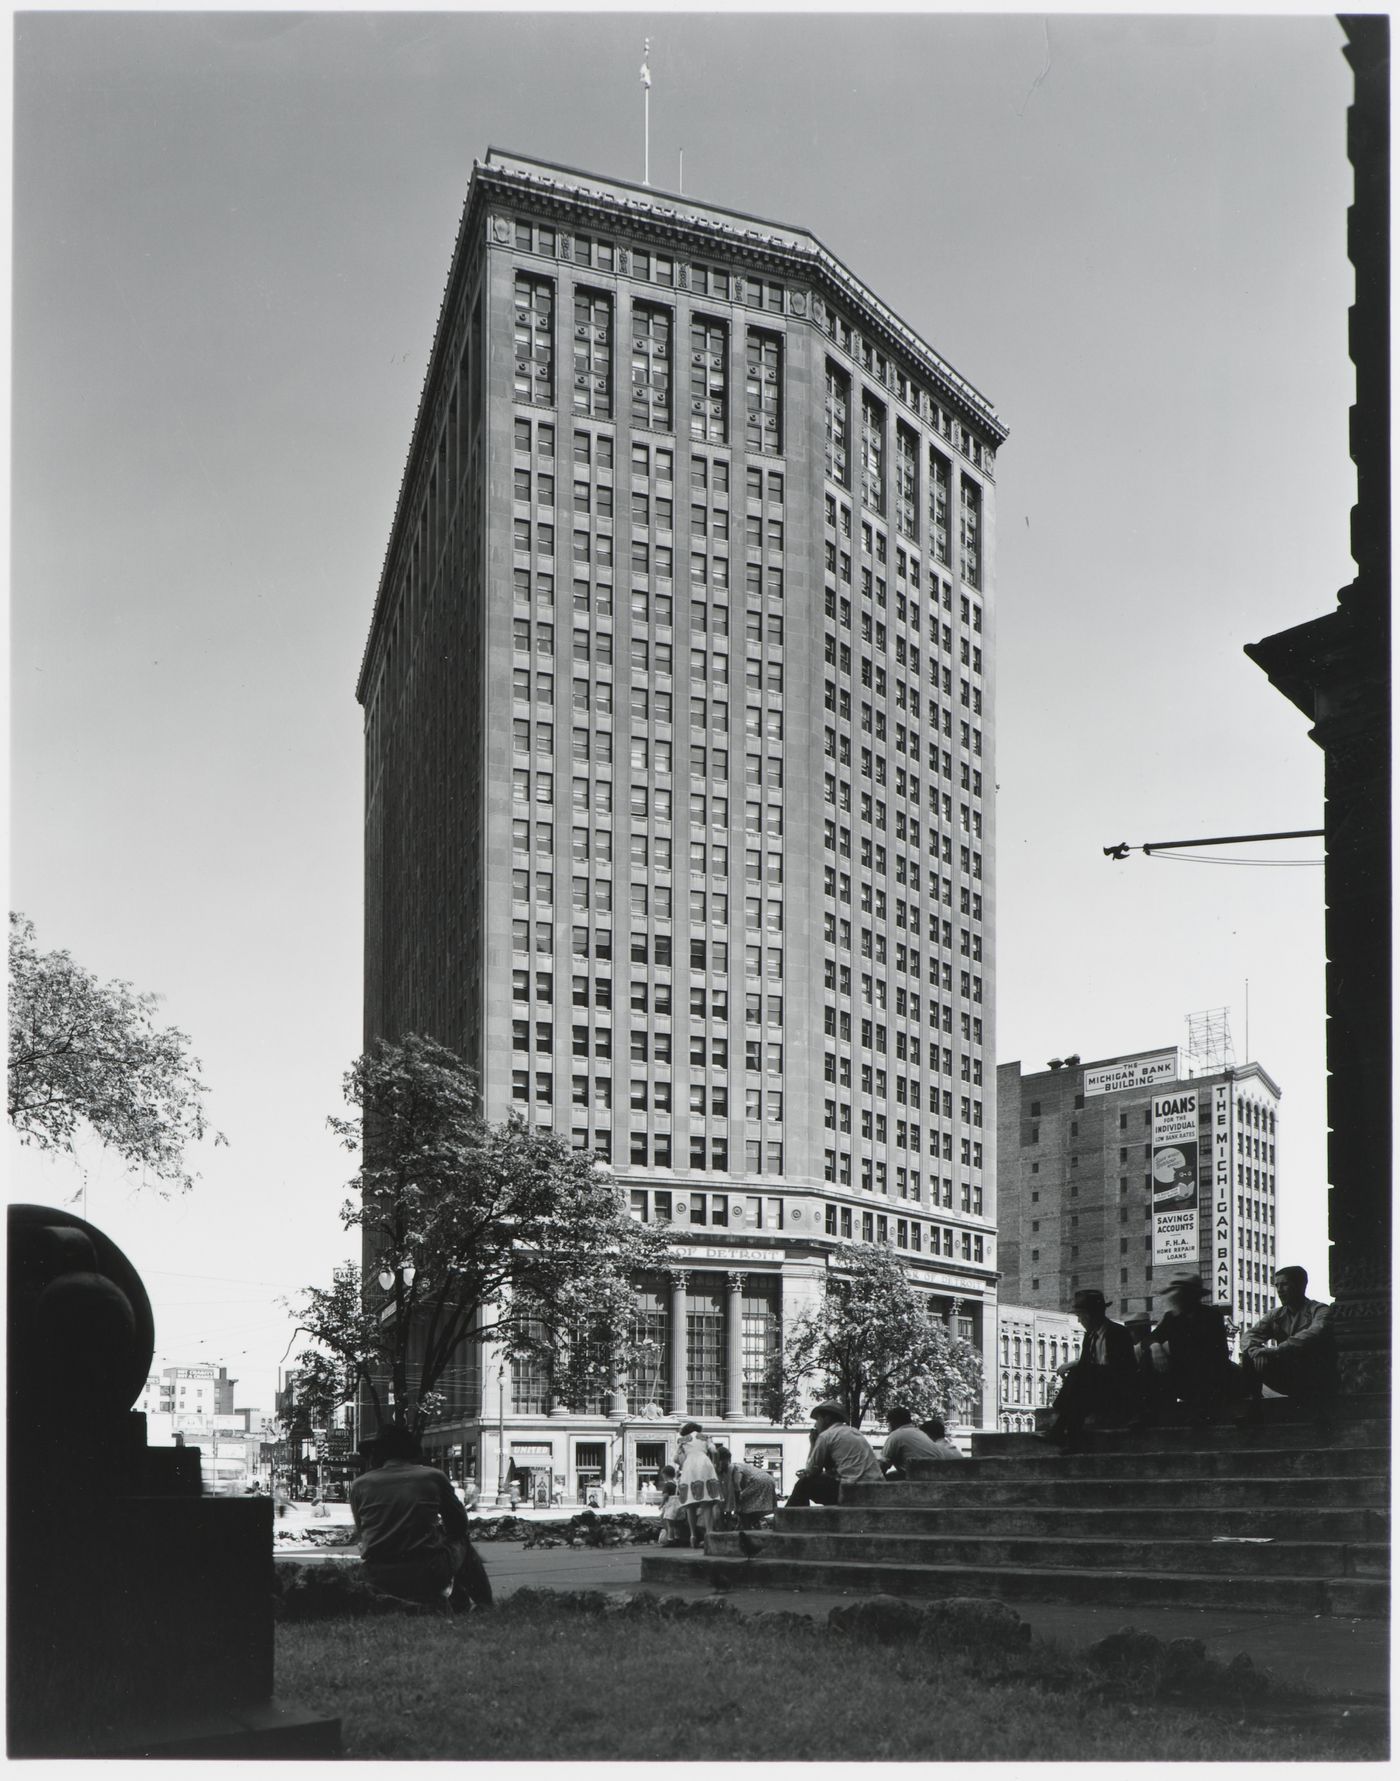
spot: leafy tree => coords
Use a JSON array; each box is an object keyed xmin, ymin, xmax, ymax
[
  {"xmin": 7, "ymin": 911, "xmax": 224, "ymax": 1194},
  {"xmin": 765, "ymin": 1243, "xmax": 984, "ymax": 1430},
  {"xmin": 291, "ymin": 1034, "xmax": 673, "ymax": 1435}
]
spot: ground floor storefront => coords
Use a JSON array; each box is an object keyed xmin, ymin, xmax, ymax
[
  {"xmin": 407, "ymin": 1232, "xmax": 994, "ymax": 1502},
  {"xmin": 422, "ymin": 1412, "xmax": 797, "ymax": 1507}
]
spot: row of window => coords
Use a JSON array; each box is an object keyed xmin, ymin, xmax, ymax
[
  {"xmin": 825, "ymin": 1136, "xmax": 985, "ymax": 1178},
  {"xmin": 817, "ymin": 301, "xmax": 995, "ymax": 474},
  {"xmin": 516, "ymin": 274, "xmax": 787, "ymax": 449},
  {"xmin": 510, "ymin": 216, "xmax": 995, "ymax": 477},
  {"xmin": 820, "ymin": 1154, "xmax": 982, "ymax": 1213},
  {"xmin": 822, "ymin": 1201, "xmax": 986, "ymax": 1261},
  {"xmin": 826, "ymin": 1096, "xmax": 983, "ymax": 1135},
  {"xmin": 820, "ymin": 873, "xmax": 986, "ymax": 956},
  {"xmin": 825, "ymin": 1053, "xmax": 983, "ymax": 1104},
  {"xmin": 512, "ymin": 922, "xmax": 802, "ymax": 981},
  {"xmin": 1001, "ymin": 1333, "xmax": 1081, "ymax": 1369},
  {"xmin": 827, "ymin": 496, "xmax": 986, "ymax": 633},
  {"xmin": 824, "ymin": 364, "xmax": 983, "ymax": 587}
]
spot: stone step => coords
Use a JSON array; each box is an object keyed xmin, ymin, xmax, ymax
[
  {"xmin": 846, "ymin": 1473, "xmax": 1389, "ymax": 1510},
  {"xmin": 969, "ymin": 1395, "xmax": 1389, "ymax": 1458},
  {"xmin": 707, "ymin": 1529, "xmax": 1388, "ymax": 1578},
  {"xmin": 878, "ymin": 1444, "xmax": 1389, "ymax": 1485},
  {"xmin": 969, "ymin": 1420, "xmax": 1384, "ymax": 1459},
  {"xmin": 638, "ymin": 1550, "xmax": 1389, "ymax": 1618},
  {"xmin": 777, "ymin": 1504, "xmax": 1390, "ymax": 1542}
]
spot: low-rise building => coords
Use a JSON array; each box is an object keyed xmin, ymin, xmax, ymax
[{"xmin": 995, "ymin": 1302, "xmax": 1081, "ymax": 1432}]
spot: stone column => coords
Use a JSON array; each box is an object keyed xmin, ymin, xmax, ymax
[
  {"xmin": 669, "ymin": 1271, "xmax": 689, "ymax": 1419},
  {"xmin": 1244, "ymin": 21, "xmax": 1390, "ymax": 1399},
  {"xmin": 724, "ymin": 1272, "xmax": 747, "ymax": 1420}
]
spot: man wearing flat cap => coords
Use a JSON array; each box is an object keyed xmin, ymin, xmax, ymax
[
  {"xmin": 784, "ymin": 1400, "xmax": 884, "ymax": 1507},
  {"xmin": 1038, "ymin": 1288, "xmax": 1137, "ymax": 1448}
]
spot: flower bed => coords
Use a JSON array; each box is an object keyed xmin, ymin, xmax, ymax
[{"xmin": 470, "ymin": 1509, "xmax": 661, "ymax": 1548}]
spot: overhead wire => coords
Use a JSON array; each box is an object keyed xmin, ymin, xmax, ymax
[{"xmin": 1145, "ymin": 851, "xmax": 1323, "ymax": 868}]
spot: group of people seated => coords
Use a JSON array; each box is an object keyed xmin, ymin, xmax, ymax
[
  {"xmin": 783, "ymin": 1404, "xmax": 965, "ymax": 1508},
  {"xmin": 1038, "ymin": 1264, "xmax": 1335, "ymax": 1449}
]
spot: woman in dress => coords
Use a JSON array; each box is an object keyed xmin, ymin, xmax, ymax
[{"xmin": 675, "ymin": 1420, "xmax": 723, "ymax": 1547}]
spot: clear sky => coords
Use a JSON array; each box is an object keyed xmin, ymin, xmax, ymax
[{"xmin": 10, "ymin": 8, "xmax": 1353, "ymax": 1414}]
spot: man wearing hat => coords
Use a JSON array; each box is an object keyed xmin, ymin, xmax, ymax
[
  {"xmin": 783, "ymin": 1401, "xmax": 884, "ymax": 1507},
  {"xmin": 1143, "ymin": 1272, "xmax": 1235, "ymax": 1425},
  {"xmin": 1038, "ymin": 1288, "xmax": 1137, "ymax": 1447}
]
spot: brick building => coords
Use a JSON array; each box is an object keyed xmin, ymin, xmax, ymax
[
  {"xmin": 997, "ymin": 1048, "xmax": 1281, "ymax": 1335},
  {"xmin": 356, "ymin": 151, "xmax": 1005, "ymax": 1500}
]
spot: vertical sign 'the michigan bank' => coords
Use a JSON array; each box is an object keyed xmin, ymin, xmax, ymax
[
  {"xmin": 1151, "ymin": 1088, "xmax": 1200, "ymax": 1268},
  {"xmin": 1211, "ymin": 1083, "xmax": 1234, "ymax": 1309}
]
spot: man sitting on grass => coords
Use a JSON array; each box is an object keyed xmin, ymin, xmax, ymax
[
  {"xmin": 350, "ymin": 1424, "xmax": 493, "ymax": 1612},
  {"xmin": 784, "ymin": 1401, "xmax": 884, "ymax": 1507}
]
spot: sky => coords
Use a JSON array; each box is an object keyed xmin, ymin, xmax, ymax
[{"xmin": 9, "ymin": 7, "xmax": 1355, "ymax": 1415}]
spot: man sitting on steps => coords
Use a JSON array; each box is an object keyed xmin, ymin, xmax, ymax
[
  {"xmin": 1036, "ymin": 1288, "xmax": 1137, "ymax": 1448},
  {"xmin": 784, "ymin": 1401, "xmax": 884, "ymax": 1506},
  {"xmin": 880, "ymin": 1407, "xmax": 956, "ymax": 1477},
  {"xmin": 1241, "ymin": 1265, "xmax": 1337, "ymax": 1413}
]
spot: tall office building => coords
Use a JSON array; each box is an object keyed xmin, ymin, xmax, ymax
[
  {"xmin": 997, "ymin": 1048, "xmax": 1282, "ymax": 1334},
  {"xmin": 357, "ymin": 151, "xmax": 1006, "ymax": 1499}
]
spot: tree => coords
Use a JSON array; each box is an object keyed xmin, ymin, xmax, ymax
[
  {"xmin": 765, "ymin": 1243, "xmax": 984, "ymax": 1430},
  {"xmin": 291, "ymin": 1034, "xmax": 673, "ymax": 1434},
  {"xmin": 7, "ymin": 912, "xmax": 224, "ymax": 1195}
]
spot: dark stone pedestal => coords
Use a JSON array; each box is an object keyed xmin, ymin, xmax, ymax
[{"xmin": 7, "ymin": 1206, "xmax": 339, "ymax": 1758}]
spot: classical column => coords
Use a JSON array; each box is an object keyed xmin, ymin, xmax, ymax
[
  {"xmin": 669, "ymin": 1270, "xmax": 689, "ymax": 1419},
  {"xmin": 724, "ymin": 1272, "xmax": 747, "ymax": 1420},
  {"xmin": 1244, "ymin": 21, "xmax": 1390, "ymax": 1398}
]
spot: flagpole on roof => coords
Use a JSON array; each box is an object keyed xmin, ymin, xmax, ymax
[{"xmin": 641, "ymin": 38, "xmax": 652, "ymax": 186}]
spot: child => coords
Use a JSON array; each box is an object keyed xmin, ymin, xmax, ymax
[{"xmin": 656, "ymin": 1464, "xmax": 687, "ymax": 1547}]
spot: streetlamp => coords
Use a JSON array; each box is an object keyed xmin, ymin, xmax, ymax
[
  {"xmin": 377, "ymin": 1259, "xmax": 417, "ymax": 1440},
  {"xmin": 495, "ymin": 1361, "xmax": 511, "ymax": 1507}
]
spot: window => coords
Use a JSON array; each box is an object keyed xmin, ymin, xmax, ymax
[
  {"xmin": 632, "ymin": 302, "xmax": 672, "ymax": 431},
  {"xmin": 824, "ymin": 362, "xmax": 850, "ymax": 486},
  {"xmin": 745, "ymin": 330, "xmax": 782, "ymax": 454},
  {"xmin": 960, "ymin": 476, "xmax": 982, "ymax": 589},
  {"xmin": 929, "ymin": 448, "xmax": 950, "ymax": 565},
  {"xmin": 572, "ymin": 290, "xmax": 612, "ymax": 418},
  {"xmin": 895, "ymin": 424, "xmax": 918, "ymax": 540},
  {"xmin": 860, "ymin": 393, "xmax": 885, "ymax": 512},
  {"xmin": 685, "ymin": 1276, "xmax": 725, "ymax": 1419},
  {"xmin": 690, "ymin": 318, "xmax": 727, "ymax": 443},
  {"xmin": 513, "ymin": 274, "xmax": 554, "ymax": 405}
]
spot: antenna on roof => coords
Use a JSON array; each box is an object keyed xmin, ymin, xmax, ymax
[
  {"xmin": 678, "ymin": 148, "xmax": 684, "ymax": 196},
  {"xmin": 640, "ymin": 39, "xmax": 652, "ymax": 187}
]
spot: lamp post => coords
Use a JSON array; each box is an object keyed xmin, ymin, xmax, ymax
[
  {"xmin": 377, "ymin": 1258, "xmax": 416, "ymax": 1432},
  {"xmin": 495, "ymin": 1361, "xmax": 511, "ymax": 1507}
]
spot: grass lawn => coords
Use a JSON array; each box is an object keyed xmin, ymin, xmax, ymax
[{"xmin": 275, "ymin": 1596, "xmax": 1381, "ymax": 1762}]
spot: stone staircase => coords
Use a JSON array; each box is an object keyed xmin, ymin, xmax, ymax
[{"xmin": 641, "ymin": 1397, "xmax": 1389, "ymax": 1617}]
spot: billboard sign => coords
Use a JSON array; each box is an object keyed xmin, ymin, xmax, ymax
[
  {"xmin": 1083, "ymin": 1053, "xmax": 1178, "ymax": 1097},
  {"xmin": 1211, "ymin": 1083, "xmax": 1234, "ymax": 1315},
  {"xmin": 1151, "ymin": 1088, "xmax": 1200, "ymax": 1268}
]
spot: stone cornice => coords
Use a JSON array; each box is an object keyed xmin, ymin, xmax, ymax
[
  {"xmin": 357, "ymin": 147, "xmax": 1009, "ymax": 704},
  {"xmin": 479, "ymin": 150, "xmax": 1008, "ymax": 447}
]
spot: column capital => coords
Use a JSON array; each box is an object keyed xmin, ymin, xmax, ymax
[{"xmin": 726, "ymin": 1270, "xmax": 747, "ymax": 1296}]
